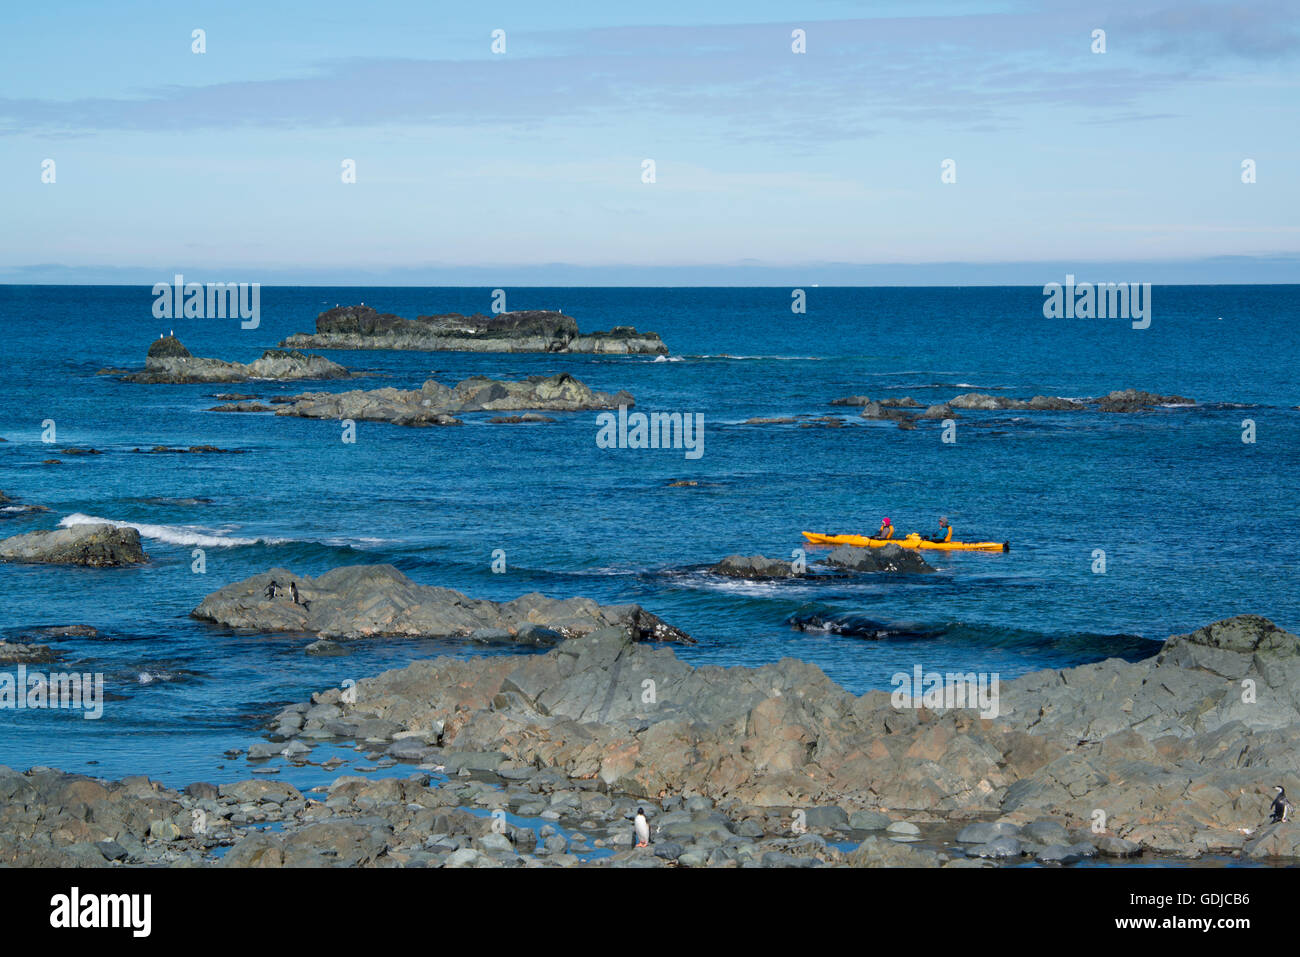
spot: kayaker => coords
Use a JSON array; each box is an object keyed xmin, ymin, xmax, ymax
[
  {"xmin": 926, "ymin": 517, "xmax": 953, "ymax": 543},
  {"xmin": 873, "ymin": 517, "xmax": 894, "ymax": 540}
]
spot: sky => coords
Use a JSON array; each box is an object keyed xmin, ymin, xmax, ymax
[{"xmin": 2, "ymin": 0, "xmax": 1298, "ymax": 284}]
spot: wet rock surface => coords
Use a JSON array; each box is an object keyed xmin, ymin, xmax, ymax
[
  {"xmin": 0, "ymin": 641, "xmax": 60, "ymax": 664},
  {"xmin": 708, "ymin": 555, "xmax": 804, "ymax": 579}
]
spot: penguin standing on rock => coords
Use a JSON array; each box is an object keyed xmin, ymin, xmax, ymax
[
  {"xmin": 290, "ymin": 581, "xmax": 310, "ymax": 610},
  {"xmin": 634, "ymin": 808, "xmax": 650, "ymax": 848},
  {"xmin": 1270, "ymin": 786, "xmax": 1292, "ymax": 823},
  {"xmin": 264, "ymin": 580, "xmax": 280, "ymax": 600}
]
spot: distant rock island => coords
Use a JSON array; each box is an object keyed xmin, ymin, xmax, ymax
[
  {"xmin": 279, "ymin": 305, "xmax": 669, "ymax": 354},
  {"xmin": 123, "ymin": 336, "xmax": 351, "ymax": 384}
]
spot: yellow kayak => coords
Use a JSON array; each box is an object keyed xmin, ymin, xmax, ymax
[{"xmin": 802, "ymin": 531, "xmax": 1009, "ymax": 552}]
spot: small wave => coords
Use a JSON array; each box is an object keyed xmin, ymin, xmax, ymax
[
  {"xmin": 59, "ymin": 513, "xmax": 276, "ymax": 548},
  {"xmin": 652, "ymin": 355, "xmax": 684, "ymax": 363}
]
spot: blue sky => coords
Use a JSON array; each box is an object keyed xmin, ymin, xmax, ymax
[{"xmin": 2, "ymin": 0, "xmax": 1298, "ymax": 283}]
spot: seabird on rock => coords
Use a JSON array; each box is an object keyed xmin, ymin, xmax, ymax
[
  {"xmin": 634, "ymin": 808, "xmax": 650, "ymax": 848},
  {"xmin": 1270, "ymin": 786, "xmax": 1292, "ymax": 823},
  {"xmin": 264, "ymin": 579, "xmax": 280, "ymax": 600}
]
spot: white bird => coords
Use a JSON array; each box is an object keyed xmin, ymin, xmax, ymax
[{"xmin": 634, "ymin": 808, "xmax": 650, "ymax": 848}]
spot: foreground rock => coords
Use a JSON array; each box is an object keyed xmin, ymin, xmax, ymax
[
  {"xmin": 192, "ymin": 564, "xmax": 692, "ymax": 643},
  {"xmin": 270, "ymin": 613, "xmax": 1300, "ymax": 862},
  {"xmin": 5, "ymin": 614, "xmax": 1300, "ymax": 867},
  {"xmin": 0, "ymin": 523, "xmax": 148, "ymax": 567},
  {"xmin": 826, "ymin": 543, "xmax": 934, "ymax": 573},
  {"xmin": 123, "ymin": 336, "xmax": 351, "ymax": 384},
  {"xmin": 276, "ymin": 373, "xmax": 633, "ymax": 427},
  {"xmin": 281, "ymin": 305, "xmax": 669, "ymax": 355}
]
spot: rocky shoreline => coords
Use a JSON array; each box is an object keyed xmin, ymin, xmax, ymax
[
  {"xmin": 280, "ymin": 305, "xmax": 669, "ymax": 355},
  {"xmin": 5, "ymin": 613, "xmax": 1299, "ymax": 867}
]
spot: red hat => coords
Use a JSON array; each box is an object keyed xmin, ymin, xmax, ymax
[{"xmin": 883, "ymin": 517, "xmax": 891, "ymax": 525}]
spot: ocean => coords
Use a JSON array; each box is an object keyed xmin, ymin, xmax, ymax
[{"xmin": 1, "ymin": 284, "xmax": 1297, "ymax": 786}]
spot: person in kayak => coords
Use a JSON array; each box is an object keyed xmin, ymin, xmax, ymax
[
  {"xmin": 925, "ymin": 517, "xmax": 953, "ymax": 543},
  {"xmin": 873, "ymin": 517, "xmax": 894, "ymax": 540}
]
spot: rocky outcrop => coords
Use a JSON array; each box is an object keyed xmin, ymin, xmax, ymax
[
  {"xmin": 258, "ymin": 613, "xmax": 1300, "ymax": 861},
  {"xmin": 280, "ymin": 305, "xmax": 669, "ymax": 355},
  {"xmin": 825, "ymin": 543, "xmax": 934, "ymax": 573},
  {"xmin": 123, "ymin": 336, "xmax": 351, "ymax": 384},
  {"xmin": 0, "ymin": 523, "xmax": 148, "ymax": 567},
  {"xmin": 275, "ymin": 373, "xmax": 633, "ymax": 427},
  {"xmin": 209, "ymin": 401, "xmax": 273, "ymax": 413},
  {"xmin": 708, "ymin": 555, "xmax": 803, "ymax": 579},
  {"xmin": 948, "ymin": 393, "xmax": 1083, "ymax": 411},
  {"xmin": 0, "ymin": 641, "xmax": 59, "ymax": 664},
  {"xmin": 192, "ymin": 564, "xmax": 692, "ymax": 644},
  {"xmin": 835, "ymin": 390, "xmax": 1197, "ymax": 416},
  {"xmin": 1095, "ymin": 388, "xmax": 1195, "ymax": 412},
  {"xmin": 5, "ymin": 614, "xmax": 1300, "ymax": 867}
]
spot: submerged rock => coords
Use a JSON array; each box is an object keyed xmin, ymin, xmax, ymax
[
  {"xmin": 192, "ymin": 564, "xmax": 692, "ymax": 643},
  {"xmin": 280, "ymin": 305, "xmax": 669, "ymax": 355},
  {"xmin": 0, "ymin": 641, "xmax": 59, "ymax": 664},
  {"xmin": 124, "ymin": 336, "xmax": 351, "ymax": 384},
  {"xmin": 0, "ymin": 490, "xmax": 49, "ymax": 516},
  {"xmin": 0, "ymin": 523, "xmax": 148, "ymax": 567}
]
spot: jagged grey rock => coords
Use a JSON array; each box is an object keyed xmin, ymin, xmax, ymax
[
  {"xmin": 0, "ymin": 523, "xmax": 148, "ymax": 566},
  {"xmin": 192, "ymin": 564, "xmax": 692, "ymax": 644}
]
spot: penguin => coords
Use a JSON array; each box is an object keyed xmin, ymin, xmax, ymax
[
  {"xmin": 634, "ymin": 808, "xmax": 650, "ymax": 848},
  {"xmin": 1270, "ymin": 785, "xmax": 1292, "ymax": 823},
  {"xmin": 290, "ymin": 581, "xmax": 309, "ymax": 610},
  {"xmin": 264, "ymin": 579, "xmax": 280, "ymax": 600}
]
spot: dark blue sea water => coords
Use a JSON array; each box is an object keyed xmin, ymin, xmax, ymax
[{"xmin": 1, "ymin": 284, "xmax": 1297, "ymax": 786}]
